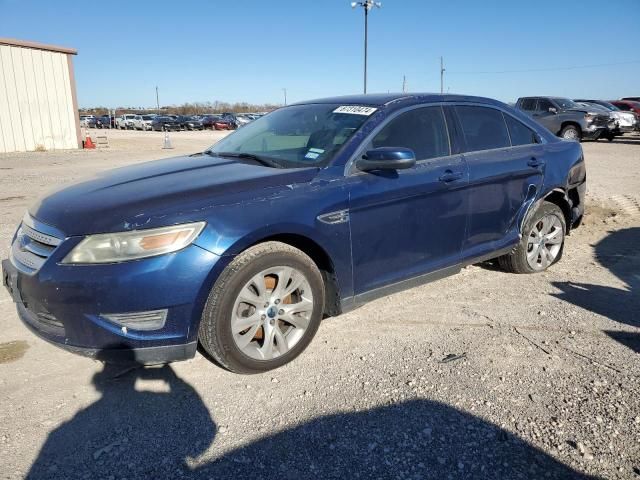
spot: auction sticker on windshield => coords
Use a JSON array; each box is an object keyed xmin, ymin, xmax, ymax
[{"xmin": 333, "ymin": 106, "xmax": 377, "ymax": 116}]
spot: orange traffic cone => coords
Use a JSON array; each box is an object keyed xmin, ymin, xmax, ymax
[{"xmin": 83, "ymin": 134, "xmax": 96, "ymax": 149}]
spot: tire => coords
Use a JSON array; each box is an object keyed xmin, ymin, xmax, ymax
[
  {"xmin": 497, "ymin": 201, "xmax": 566, "ymax": 274},
  {"xmin": 560, "ymin": 124, "xmax": 581, "ymax": 141},
  {"xmin": 198, "ymin": 241, "xmax": 325, "ymax": 374}
]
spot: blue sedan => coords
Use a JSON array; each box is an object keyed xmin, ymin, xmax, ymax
[{"xmin": 2, "ymin": 93, "xmax": 586, "ymax": 373}]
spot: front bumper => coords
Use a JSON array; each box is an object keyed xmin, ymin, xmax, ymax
[
  {"xmin": 2, "ymin": 240, "xmax": 222, "ymax": 364},
  {"xmin": 582, "ymin": 125, "xmax": 607, "ymax": 140}
]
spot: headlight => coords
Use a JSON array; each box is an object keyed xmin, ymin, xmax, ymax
[{"xmin": 62, "ymin": 222, "xmax": 205, "ymax": 264}]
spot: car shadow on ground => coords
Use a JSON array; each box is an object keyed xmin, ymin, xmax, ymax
[
  {"xmin": 610, "ymin": 137, "xmax": 640, "ymax": 145},
  {"xmin": 26, "ymin": 346, "xmax": 217, "ymax": 479},
  {"xmin": 194, "ymin": 399, "xmax": 595, "ymax": 480},
  {"xmin": 27, "ymin": 347, "xmax": 596, "ymax": 479},
  {"xmin": 552, "ymin": 227, "xmax": 640, "ymax": 353}
]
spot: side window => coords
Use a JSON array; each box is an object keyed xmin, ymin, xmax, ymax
[
  {"xmin": 456, "ymin": 106, "xmax": 510, "ymax": 152},
  {"xmin": 616, "ymin": 103, "xmax": 630, "ymax": 111},
  {"xmin": 371, "ymin": 106, "xmax": 450, "ymax": 160},
  {"xmin": 520, "ymin": 98, "xmax": 536, "ymax": 111},
  {"xmin": 537, "ymin": 99, "xmax": 554, "ymax": 112},
  {"xmin": 504, "ymin": 115, "xmax": 538, "ymax": 146}
]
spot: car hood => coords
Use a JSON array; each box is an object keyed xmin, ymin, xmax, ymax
[{"xmin": 30, "ymin": 154, "xmax": 318, "ymax": 236}]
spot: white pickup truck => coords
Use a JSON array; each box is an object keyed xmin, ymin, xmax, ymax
[{"xmin": 115, "ymin": 114, "xmax": 137, "ymax": 130}]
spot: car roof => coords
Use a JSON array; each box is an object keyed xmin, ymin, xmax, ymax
[{"xmin": 291, "ymin": 93, "xmax": 507, "ymax": 108}]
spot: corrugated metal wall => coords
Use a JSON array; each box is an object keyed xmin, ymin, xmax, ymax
[{"xmin": 0, "ymin": 44, "xmax": 79, "ymax": 153}]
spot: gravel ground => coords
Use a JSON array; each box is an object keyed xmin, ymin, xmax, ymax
[{"xmin": 0, "ymin": 130, "xmax": 639, "ymax": 479}]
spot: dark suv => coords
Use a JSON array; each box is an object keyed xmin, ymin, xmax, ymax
[
  {"xmin": 516, "ymin": 96, "xmax": 612, "ymax": 141},
  {"xmin": 2, "ymin": 94, "xmax": 586, "ymax": 373}
]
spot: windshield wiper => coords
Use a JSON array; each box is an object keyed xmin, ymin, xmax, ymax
[{"xmin": 208, "ymin": 151, "xmax": 281, "ymax": 168}]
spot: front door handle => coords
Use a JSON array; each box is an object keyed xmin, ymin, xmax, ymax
[
  {"xmin": 527, "ymin": 157, "xmax": 545, "ymax": 168},
  {"xmin": 439, "ymin": 170, "xmax": 464, "ymax": 183}
]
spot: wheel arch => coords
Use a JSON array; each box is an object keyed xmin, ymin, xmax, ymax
[
  {"xmin": 558, "ymin": 121, "xmax": 582, "ymax": 137},
  {"xmin": 233, "ymin": 232, "xmax": 343, "ymax": 317},
  {"xmin": 538, "ymin": 189, "xmax": 572, "ymax": 234}
]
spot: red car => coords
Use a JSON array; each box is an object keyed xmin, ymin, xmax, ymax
[
  {"xmin": 609, "ymin": 100, "xmax": 640, "ymax": 115},
  {"xmin": 201, "ymin": 115, "xmax": 233, "ymax": 131}
]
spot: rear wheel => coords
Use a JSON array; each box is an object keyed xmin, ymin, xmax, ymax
[
  {"xmin": 498, "ymin": 202, "xmax": 566, "ymax": 274},
  {"xmin": 199, "ymin": 242, "xmax": 324, "ymax": 374}
]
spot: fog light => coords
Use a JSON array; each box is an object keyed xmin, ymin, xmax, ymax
[{"xmin": 102, "ymin": 309, "xmax": 168, "ymax": 331}]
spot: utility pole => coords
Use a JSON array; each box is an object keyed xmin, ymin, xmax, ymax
[
  {"xmin": 155, "ymin": 86, "xmax": 160, "ymax": 113},
  {"xmin": 440, "ymin": 57, "xmax": 445, "ymax": 94},
  {"xmin": 351, "ymin": 1, "xmax": 382, "ymax": 94},
  {"xmin": 402, "ymin": 75, "xmax": 407, "ymax": 93},
  {"xmin": 283, "ymin": 88, "xmax": 287, "ymax": 106}
]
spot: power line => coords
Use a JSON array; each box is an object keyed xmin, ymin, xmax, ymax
[{"xmin": 448, "ymin": 60, "xmax": 640, "ymax": 75}]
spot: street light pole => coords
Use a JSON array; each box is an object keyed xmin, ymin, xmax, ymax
[
  {"xmin": 283, "ymin": 88, "xmax": 287, "ymax": 106},
  {"xmin": 351, "ymin": 1, "xmax": 381, "ymax": 94}
]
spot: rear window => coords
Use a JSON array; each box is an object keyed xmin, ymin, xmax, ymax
[
  {"xmin": 456, "ymin": 106, "xmax": 510, "ymax": 152},
  {"xmin": 504, "ymin": 115, "xmax": 538, "ymax": 146}
]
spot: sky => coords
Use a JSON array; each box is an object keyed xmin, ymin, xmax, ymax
[{"xmin": 1, "ymin": 0, "xmax": 639, "ymax": 108}]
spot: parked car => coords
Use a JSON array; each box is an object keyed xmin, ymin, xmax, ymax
[
  {"xmin": 2, "ymin": 93, "xmax": 586, "ymax": 373},
  {"xmin": 79, "ymin": 115, "xmax": 96, "ymax": 128},
  {"xmin": 574, "ymin": 100, "xmax": 638, "ymax": 135},
  {"xmin": 176, "ymin": 115, "xmax": 204, "ymax": 131},
  {"xmin": 621, "ymin": 96, "xmax": 640, "ymax": 102},
  {"xmin": 95, "ymin": 115, "xmax": 112, "ymax": 129},
  {"xmin": 151, "ymin": 116, "xmax": 181, "ymax": 131},
  {"xmin": 516, "ymin": 96, "xmax": 612, "ymax": 141},
  {"xmin": 201, "ymin": 115, "xmax": 232, "ymax": 130},
  {"xmin": 574, "ymin": 102, "xmax": 619, "ymax": 141},
  {"xmin": 116, "ymin": 114, "xmax": 137, "ymax": 130},
  {"xmin": 220, "ymin": 113, "xmax": 239, "ymax": 129},
  {"xmin": 235, "ymin": 114, "xmax": 254, "ymax": 127},
  {"xmin": 133, "ymin": 114, "xmax": 156, "ymax": 131},
  {"xmin": 609, "ymin": 100, "xmax": 640, "ymax": 120}
]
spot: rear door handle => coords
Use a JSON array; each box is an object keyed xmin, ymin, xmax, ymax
[
  {"xmin": 439, "ymin": 170, "xmax": 464, "ymax": 183},
  {"xmin": 527, "ymin": 157, "xmax": 545, "ymax": 168}
]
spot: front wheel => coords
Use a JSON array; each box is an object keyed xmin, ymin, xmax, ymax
[
  {"xmin": 560, "ymin": 125, "xmax": 581, "ymax": 141},
  {"xmin": 199, "ymin": 242, "xmax": 325, "ymax": 374},
  {"xmin": 497, "ymin": 202, "xmax": 566, "ymax": 274}
]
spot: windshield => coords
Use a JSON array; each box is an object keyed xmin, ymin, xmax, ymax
[
  {"xmin": 552, "ymin": 98, "xmax": 580, "ymax": 109},
  {"xmin": 599, "ymin": 102, "xmax": 619, "ymax": 111},
  {"xmin": 207, "ymin": 103, "xmax": 373, "ymax": 167}
]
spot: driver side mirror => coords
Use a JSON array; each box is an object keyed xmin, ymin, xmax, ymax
[
  {"xmin": 356, "ymin": 147, "xmax": 416, "ymax": 172},
  {"xmin": 548, "ymin": 107, "xmax": 557, "ymax": 114}
]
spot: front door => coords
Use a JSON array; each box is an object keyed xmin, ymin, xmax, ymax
[{"xmin": 347, "ymin": 106, "xmax": 468, "ymax": 295}]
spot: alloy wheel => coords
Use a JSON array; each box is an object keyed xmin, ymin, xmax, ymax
[
  {"xmin": 231, "ymin": 266, "xmax": 314, "ymax": 360},
  {"xmin": 526, "ymin": 214, "xmax": 564, "ymax": 270}
]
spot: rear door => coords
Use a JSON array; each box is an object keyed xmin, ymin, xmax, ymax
[
  {"xmin": 347, "ymin": 105, "xmax": 469, "ymax": 295},
  {"xmin": 454, "ymin": 105, "xmax": 544, "ymax": 260}
]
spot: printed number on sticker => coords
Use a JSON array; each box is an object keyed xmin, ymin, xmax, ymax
[{"xmin": 333, "ymin": 106, "xmax": 378, "ymax": 116}]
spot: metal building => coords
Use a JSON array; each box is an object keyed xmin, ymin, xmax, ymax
[{"xmin": 0, "ymin": 38, "xmax": 81, "ymax": 154}]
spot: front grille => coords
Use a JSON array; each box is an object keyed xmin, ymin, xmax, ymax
[
  {"xmin": 591, "ymin": 115, "xmax": 611, "ymax": 127},
  {"xmin": 10, "ymin": 216, "xmax": 62, "ymax": 274}
]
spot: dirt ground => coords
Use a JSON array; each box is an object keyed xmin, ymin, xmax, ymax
[{"xmin": 0, "ymin": 129, "xmax": 639, "ymax": 479}]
